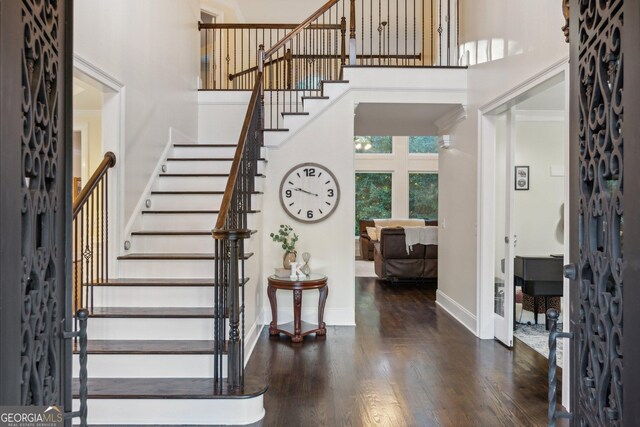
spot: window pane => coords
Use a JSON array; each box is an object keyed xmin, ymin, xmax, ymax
[
  {"xmin": 409, "ymin": 136, "xmax": 439, "ymax": 153},
  {"xmin": 354, "ymin": 136, "xmax": 393, "ymax": 154},
  {"xmin": 409, "ymin": 173, "xmax": 438, "ymax": 219},
  {"xmin": 355, "ymin": 173, "xmax": 392, "ymax": 234}
]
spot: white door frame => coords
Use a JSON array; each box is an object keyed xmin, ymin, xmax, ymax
[
  {"xmin": 73, "ymin": 54, "xmax": 125, "ymax": 278},
  {"xmin": 476, "ymin": 57, "xmax": 571, "ymax": 406}
]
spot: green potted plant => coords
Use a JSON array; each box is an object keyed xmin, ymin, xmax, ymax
[{"xmin": 270, "ymin": 224, "xmax": 299, "ymax": 269}]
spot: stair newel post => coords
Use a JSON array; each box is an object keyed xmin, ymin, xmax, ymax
[{"xmin": 349, "ymin": 0, "xmax": 357, "ymax": 64}]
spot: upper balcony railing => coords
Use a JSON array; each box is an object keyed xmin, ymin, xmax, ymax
[{"xmin": 199, "ymin": 0, "xmax": 459, "ymax": 91}]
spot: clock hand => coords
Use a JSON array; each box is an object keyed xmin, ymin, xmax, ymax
[{"xmin": 292, "ymin": 187, "xmax": 319, "ymax": 197}]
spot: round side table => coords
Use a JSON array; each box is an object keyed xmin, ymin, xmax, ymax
[{"xmin": 267, "ymin": 274, "xmax": 328, "ymax": 343}]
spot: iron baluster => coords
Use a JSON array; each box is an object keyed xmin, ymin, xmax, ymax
[
  {"xmin": 547, "ymin": 308, "xmax": 573, "ymax": 427},
  {"xmin": 63, "ymin": 309, "xmax": 89, "ymax": 426}
]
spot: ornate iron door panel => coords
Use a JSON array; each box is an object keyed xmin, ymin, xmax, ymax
[
  {"xmin": 570, "ymin": 0, "xmax": 625, "ymax": 425},
  {"xmin": 0, "ymin": 0, "xmax": 71, "ymax": 414}
]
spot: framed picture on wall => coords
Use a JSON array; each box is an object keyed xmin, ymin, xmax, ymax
[{"xmin": 515, "ymin": 166, "xmax": 529, "ymax": 191}]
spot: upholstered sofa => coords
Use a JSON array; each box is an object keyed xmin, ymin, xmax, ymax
[
  {"xmin": 373, "ymin": 222, "xmax": 438, "ymax": 281},
  {"xmin": 359, "ymin": 219, "xmax": 433, "ymax": 261}
]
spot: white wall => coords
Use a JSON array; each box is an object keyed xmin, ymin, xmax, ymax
[
  {"xmin": 262, "ymin": 94, "xmax": 357, "ymax": 326},
  {"xmin": 437, "ymin": 0, "xmax": 569, "ymax": 326},
  {"xmin": 74, "ymin": 0, "xmax": 201, "ymax": 222},
  {"xmin": 514, "ymin": 120, "xmax": 565, "ymax": 256}
]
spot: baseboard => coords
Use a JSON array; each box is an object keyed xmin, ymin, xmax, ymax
[
  {"xmin": 244, "ymin": 313, "xmax": 264, "ymax": 367},
  {"xmin": 121, "ymin": 127, "xmax": 196, "ymax": 256},
  {"xmin": 436, "ymin": 290, "xmax": 477, "ymax": 336}
]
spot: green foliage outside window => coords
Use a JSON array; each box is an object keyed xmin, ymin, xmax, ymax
[
  {"xmin": 409, "ymin": 136, "xmax": 439, "ymax": 153},
  {"xmin": 409, "ymin": 173, "xmax": 438, "ymax": 219},
  {"xmin": 355, "ymin": 173, "xmax": 392, "ymax": 234},
  {"xmin": 354, "ymin": 136, "xmax": 393, "ymax": 154}
]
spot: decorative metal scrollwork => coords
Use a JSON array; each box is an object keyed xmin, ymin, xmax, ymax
[
  {"xmin": 577, "ymin": 0, "xmax": 624, "ymax": 424},
  {"xmin": 20, "ymin": 0, "xmax": 63, "ymax": 407}
]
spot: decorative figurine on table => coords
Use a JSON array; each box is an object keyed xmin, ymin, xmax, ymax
[{"xmin": 300, "ymin": 252, "xmax": 311, "ymax": 276}]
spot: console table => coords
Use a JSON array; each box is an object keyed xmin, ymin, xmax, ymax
[{"xmin": 267, "ymin": 274, "xmax": 328, "ymax": 343}]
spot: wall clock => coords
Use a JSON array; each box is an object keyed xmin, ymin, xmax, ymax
[{"xmin": 279, "ymin": 163, "xmax": 340, "ymax": 223}]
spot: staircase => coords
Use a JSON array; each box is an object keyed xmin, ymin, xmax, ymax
[{"xmin": 72, "ymin": 142, "xmax": 267, "ymax": 425}]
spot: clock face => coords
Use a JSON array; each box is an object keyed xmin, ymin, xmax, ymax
[{"xmin": 279, "ymin": 163, "xmax": 340, "ymax": 223}]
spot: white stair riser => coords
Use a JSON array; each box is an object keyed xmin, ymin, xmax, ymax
[
  {"xmin": 165, "ymin": 160, "xmax": 232, "ymax": 175},
  {"xmin": 87, "ymin": 318, "xmax": 220, "ymax": 340},
  {"xmin": 148, "ymin": 193, "xmax": 261, "ymax": 211},
  {"xmin": 264, "ymin": 131, "xmax": 287, "ymax": 147},
  {"xmin": 130, "ymin": 234, "xmax": 257, "ymax": 253},
  {"xmin": 171, "ymin": 146, "xmax": 267, "ymax": 158},
  {"xmin": 322, "ymin": 82, "xmax": 349, "ymax": 98},
  {"xmin": 302, "ymin": 98, "xmax": 328, "ymax": 114},
  {"xmin": 140, "ymin": 212, "xmax": 259, "ymax": 231},
  {"xmin": 155, "ymin": 176, "xmax": 265, "ymax": 192},
  {"xmin": 73, "ymin": 354, "xmax": 225, "ymax": 378},
  {"xmin": 281, "ymin": 114, "xmax": 309, "ymax": 130},
  {"xmin": 172, "ymin": 146, "xmax": 237, "ymax": 157},
  {"xmin": 91, "ymin": 286, "xmax": 216, "ymax": 307},
  {"xmin": 164, "ymin": 160, "xmax": 265, "ymax": 175},
  {"xmin": 73, "ymin": 398, "xmax": 265, "ymax": 425},
  {"xmin": 119, "ymin": 259, "xmax": 216, "ymax": 278}
]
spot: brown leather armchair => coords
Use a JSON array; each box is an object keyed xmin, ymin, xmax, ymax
[
  {"xmin": 358, "ymin": 219, "xmax": 376, "ymax": 260},
  {"xmin": 373, "ymin": 223, "xmax": 438, "ymax": 281}
]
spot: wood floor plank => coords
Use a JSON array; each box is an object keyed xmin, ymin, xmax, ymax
[{"xmin": 245, "ymin": 277, "xmax": 567, "ymax": 426}]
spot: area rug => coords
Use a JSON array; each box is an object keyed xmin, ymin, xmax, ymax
[
  {"xmin": 514, "ymin": 323, "xmax": 564, "ymax": 368},
  {"xmin": 355, "ymin": 260, "xmax": 377, "ymax": 277}
]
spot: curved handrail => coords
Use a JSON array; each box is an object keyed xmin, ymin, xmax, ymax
[
  {"xmin": 72, "ymin": 152, "xmax": 116, "ymax": 219},
  {"xmin": 214, "ymin": 74, "xmax": 263, "ymax": 231},
  {"xmin": 265, "ymin": 0, "xmax": 340, "ymax": 58}
]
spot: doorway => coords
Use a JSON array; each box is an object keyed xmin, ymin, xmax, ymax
[
  {"xmin": 72, "ymin": 57, "xmax": 125, "ymax": 277},
  {"xmin": 478, "ymin": 61, "xmax": 570, "ymax": 405}
]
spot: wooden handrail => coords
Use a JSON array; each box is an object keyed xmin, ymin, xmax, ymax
[
  {"xmin": 215, "ymin": 74, "xmax": 263, "ymax": 231},
  {"xmin": 72, "ymin": 152, "xmax": 116, "ymax": 219},
  {"xmin": 199, "ymin": 22, "xmax": 341, "ymax": 31},
  {"xmin": 265, "ymin": 0, "xmax": 341, "ymax": 57}
]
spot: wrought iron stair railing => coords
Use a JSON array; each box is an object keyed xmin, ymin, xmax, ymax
[{"xmin": 68, "ymin": 151, "xmax": 116, "ymax": 426}]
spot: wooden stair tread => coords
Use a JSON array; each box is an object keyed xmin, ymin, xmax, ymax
[
  {"xmin": 87, "ymin": 307, "xmax": 224, "ymax": 318},
  {"xmin": 82, "ymin": 278, "xmax": 249, "ymax": 287},
  {"xmin": 131, "ymin": 230, "xmax": 257, "ymax": 236},
  {"xmin": 151, "ymin": 191, "xmax": 263, "ymax": 195},
  {"xmin": 72, "ymin": 377, "xmax": 267, "ymax": 399},
  {"xmin": 117, "ymin": 252, "xmax": 254, "ymax": 260},
  {"xmin": 159, "ymin": 173, "xmax": 265, "ymax": 178},
  {"xmin": 262, "ymin": 128, "xmax": 289, "ymax": 132},
  {"xmin": 73, "ymin": 339, "xmax": 227, "ymax": 354},
  {"xmin": 166, "ymin": 157, "xmax": 266, "ymax": 161},
  {"xmin": 173, "ymin": 144, "xmax": 237, "ymax": 148},
  {"xmin": 281, "ymin": 112, "xmax": 309, "ymax": 116},
  {"xmin": 302, "ymin": 96, "xmax": 330, "ymax": 100},
  {"xmin": 321, "ymin": 79, "xmax": 349, "ymax": 84},
  {"xmin": 141, "ymin": 210, "xmax": 260, "ymax": 214}
]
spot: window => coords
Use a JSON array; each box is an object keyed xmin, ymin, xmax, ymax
[
  {"xmin": 409, "ymin": 136, "xmax": 439, "ymax": 154},
  {"xmin": 354, "ymin": 136, "xmax": 393, "ymax": 154},
  {"xmin": 409, "ymin": 173, "xmax": 438, "ymax": 219},
  {"xmin": 355, "ymin": 173, "xmax": 392, "ymax": 234},
  {"xmin": 200, "ymin": 11, "xmax": 217, "ymax": 89}
]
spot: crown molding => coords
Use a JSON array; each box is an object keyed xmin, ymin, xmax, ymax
[{"xmin": 435, "ymin": 104, "xmax": 467, "ymax": 135}]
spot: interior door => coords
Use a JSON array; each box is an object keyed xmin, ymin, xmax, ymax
[{"xmin": 494, "ymin": 108, "xmax": 516, "ymax": 347}]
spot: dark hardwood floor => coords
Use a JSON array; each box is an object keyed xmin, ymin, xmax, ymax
[{"xmin": 246, "ymin": 277, "xmax": 567, "ymax": 427}]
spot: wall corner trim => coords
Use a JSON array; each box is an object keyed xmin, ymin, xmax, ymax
[{"xmin": 436, "ymin": 290, "xmax": 478, "ymax": 337}]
